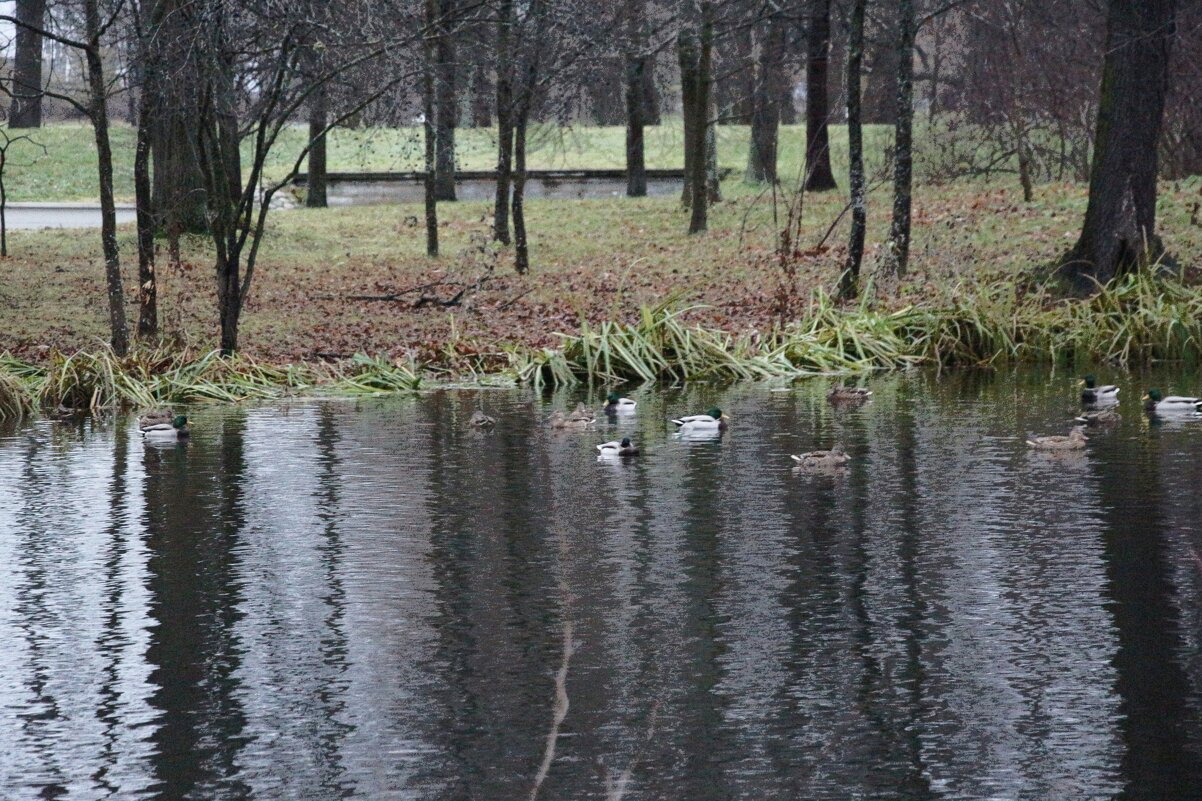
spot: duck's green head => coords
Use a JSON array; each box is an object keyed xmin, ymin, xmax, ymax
[
  {"xmin": 607, "ymin": 391, "xmax": 621, "ymax": 403},
  {"xmin": 620, "ymin": 437, "xmax": 632, "ymax": 447},
  {"xmin": 707, "ymin": 407, "xmax": 722, "ymax": 419},
  {"xmin": 1082, "ymin": 374, "xmax": 1097, "ymax": 388},
  {"xmin": 173, "ymin": 415, "xmax": 188, "ymax": 429},
  {"xmin": 1144, "ymin": 389, "xmax": 1162, "ymax": 402}
]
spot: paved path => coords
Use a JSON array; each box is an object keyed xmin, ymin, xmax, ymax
[{"xmin": 3, "ymin": 202, "xmax": 137, "ymax": 230}]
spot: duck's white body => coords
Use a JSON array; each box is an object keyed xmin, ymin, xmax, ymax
[
  {"xmin": 1148, "ymin": 396, "xmax": 1202, "ymax": 414},
  {"xmin": 140, "ymin": 422, "xmax": 186, "ymax": 441},
  {"xmin": 604, "ymin": 397, "xmax": 637, "ymax": 415},
  {"xmin": 672, "ymin": 414, "xmax": 724, "ymax": 432},
  {"xmin": 1082, "ymin": 385, "xmax": 1120, "ymax": 405},
  {"xmin": 597, "ymin": 439, "xmax": 639, "ymax": 456}
]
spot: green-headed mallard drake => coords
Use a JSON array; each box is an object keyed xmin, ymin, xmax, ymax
[
  {"xmin": 791, "ymin": 448, "xmax": 851, "ymax": 468},
  {"xmin": 672, "ymin": 407, "xmax": 728, "ymax": 433},
  {"xmin": 1027, "ymin": 427, "xmax": 1087, "ymax": 450},
  {"xmin": 1080, "ymin": 375, "xmax": 1119, "ymax": 405},
  {"xmin": 550, "ymin": 409, "xmax": 594, "ymax": 430},
  {"xmin": 141, "ymin": 414, "xmax": 190, "ymax": 442},
  {"xmin": 597, "ymin": 437, "xmax": 640, "ymax": 457},
  {"xmin": 469, "ymin": 409, "xmax": 496, "ymax": 428},
  {"xmin": 1142, "ymin": 388, "xmax": 1202, "ymax": 414},
  {"xmin": 827, "ymin": 387, "xmax": 872, "ymax": 405},
  {"xmin": 1075, "ymin": 409, "xmax": 1121, "ymax": 426},
  {"xmin": 603, "ymin": 392, "xmax": 637, "ymax": 415}
]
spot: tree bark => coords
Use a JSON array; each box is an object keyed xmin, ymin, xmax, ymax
[
  {"xmin": 149, "ymin": 0, "xmax": 209, "ymax": 234},
  {"xmin": 746, "ymin": 8, "xmax": 785, "ymax": 184},
  {"xmin": 434, "ymin": 0, "xmax": 458, "ymax": 201},
  {"xmin": 624, "ymin": 0, "xmax": 648, "ymax": 197},
  {"xmin": 841, "ymin": 0, "xmax": 867, "ymax": 300},
  {"xmin": 135, "ymin": 56, "xmax": 158, "ymax": 338},
  {"xmin": 493, "ymin": 0, "xmax": 514, "ymax": 244},
  {"xmin": 423, "ymin": 0, "xmax": 440, "ymax": 256},
  {"xmin": 804, "ymin": 0, "xmax": 837, "ymax": 191},
  {"xmin": 513, "ymin": 112, "xmax": 530, "ymax": 273},
  {"xmin": 10, "ymin": 0, "xmax": 46, "ymax": 128},
  {"xmin": 888, "ymin": 0, "xmax": 916, "ymax": 276},
  {"xmin": 691, "ymin": 2, "xmax": 713, "ymax": 233},
  {"xmin": 1060, "ymin": 0, "xmax": 1177, "ymax": 289},
  {"xmin": 471, "ymin": 59, "xmax": 493, "ymax": 127},
  {"xmin": 512, "ymin": 0, "xmax": 548, "ymax": 274},
  {"xmin": 306, "ymin": 81, "xmax": 329, "ymax": 208},
  {"xmin": 642, "ymin": 51, "xmax": 661, "ymax": 125},
  {"xmin": 85, "ymin": 0, "xmax": 128, "ymax": 356}
]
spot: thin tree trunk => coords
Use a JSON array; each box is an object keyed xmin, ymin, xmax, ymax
[
  {"xmin": 306, "ymin": 82, "xmax": 329, "ymax": 207},
  {"xmin": 840, "ymin": 0, "xmax": 867, "ymax": 300},
  {"xmin": 423, "ymin": 0, "xmax": 440, "ymax": 256},
  {"xmin": 434, "ymin": 0, "xmax": 458, "ymax": 201},
  {"xmin": 642, "ymin": 51, "xmax": 661, "ymax": 125},
  {"xmin": 1060, "ymin": 0, "xmax": 1176, "ymax": 289},
  {"xmin": 804, "ymin": 0, "xmax": 837, "ymax": 191},
  {"xmin": 84, "ymin": 0, "xmax": 128, "ymax": 356},
  {"xmin": 10, "ymin": 0, "xmax": 46, "ymax": 128},
  {"xmin": 135, "ymin": 65, "xmax": 157, "ymax": 338},
  {"xmin": 624, "ymin": 0, "xmax": 647, "ymax": 197},
  {"xmin": 1, "ymin": 157, "xmax": 8, "ymax": 257},
  {"xmin": 888, "ymin": 0, "xmax": 916, "ymax": 276},
  {"xmin": 679, "ymin": 26, "xmax": 699, "ymax": 210},
  {"xmin": 493, "ymin": 0, "xmax": 514, "ymax": 244},
  {"xmin": 705, "ymin": 96, "xmax": 720, "ymax": 203},
  {"xmin": 691, "ymin": 2, "xmax": 713, "ymax": 233},
  {"xmin": 513, "ymin": 113, "xmax": 530, "ymax": 272},
  {"xmin": 746, "ymin": 9, "xmax": 785, "ymax": 184}
]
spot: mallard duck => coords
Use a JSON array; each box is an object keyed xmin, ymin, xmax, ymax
[
  {"xmin": 597, "ymin": 437, "xmax": 640, "ymax": 457},
  {"xmin": 469, "ymin": 409, "xmax": 496, "ymax": 428},
  {"xmin": 141, "ymin": 414, "xmax": 190, "ymax": 441},
  {"xmin": 603, "ymin": 392, "xmax": 637, "ymax": 415},
  {"xmin": 1142, "ymin": 388, "xmax": 1202, "ymax": 414},
  {"xmin": 827, "ymin": 387, "xmax": 872, "ymax": 405},
  {"xmin": 137, "ymin": 408, "xmax": 175, "ymax": 429},
  {"xmin": 1074, "ymin": 409, "xmax": 1121, "ymax": 426},
  {"xmin": 791, "ymin": 448, "xmax": 851, "ymax": 468},
  {"xmin": 550, "ymin": 409, "xmax": 594, "ymax": 430},
  {"xmin": 672, "ymin": 407, "xmax": 728, "ymax": 432},
  {"xmin": 1080, "ymin": 375, "xmax": 1119, "ymax": 405},
  {"xmin": 1027, "ymin": 427, "xmax": 1087, "ymax": 450},
  {"xmin": 569, "ymin": 402, "xmax": 595, "ymax": 423}
]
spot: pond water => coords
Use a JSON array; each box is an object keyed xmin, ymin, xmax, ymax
[{"xmin": 3, "ymin": 369, "xmax": 1202, "ymax": 800}]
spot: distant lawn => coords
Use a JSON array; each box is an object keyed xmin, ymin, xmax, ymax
[{"xmin": 3, "ymin": 119, "xmax": 895, "ymax": 203}]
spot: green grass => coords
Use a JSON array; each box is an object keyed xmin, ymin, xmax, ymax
[{"xmin": 1, "ymin": 120, "xmax": 895, "ymax": 202}]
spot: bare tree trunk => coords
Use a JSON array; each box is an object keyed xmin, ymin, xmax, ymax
[
  {"xmin": 840, "ymin": 0, "xmax": 867, "ymax": 300},
  {"xmin": 85, "ymin": 0, "xmax": 128, "ymax": 356},
  {"xmin": 705, "ymin": 96, "xmax": 720, "ymax": 203},
  {"xmin": 135, "ymin": 61, "xmax": 158, "ymax": 338},
  {"xmin": 624, "ymin": 0, "xmax": 648, "ymax": 197},
  {"xmin": 434, "ymin": 0, "xmax": 458, "ymax": 201},
  {"xmin": 493, "ymin": 0, "xmax": 514, "ymax": 244},
  {"xmin": 642, "ymin": 51, "xmax": 661, "ymax": 125},
  {"xmin": 888, "ymin": 0, "xmax": 916, "ymax": 276},
  {"xmin": 804, "ymin": 0, "xmax": 837, "ymax": 191},
  {"xmin": 746, "ymin": 8, "xmax": 785, "ymax": 184},
  {"xmin": 423, "ymin": 0, "xmax": 440, "ymax": 256},
  {"xmin": 150, "ymin": 0, "xmax": 209, "ymax": 234},
  {"xmin": 471, "ymin": 58, "xmax": 492, "ymax": 127},
  {"xmin": 513, "ymin": 113, "xmax": 530, "ymax": 273},
  {"xmin": 306, "ymin": 82, "xmax": 329, "ymax": 207},
  {"xmin": 10, "ymin": 0, "xmax": 46, "ymax": 128},
  {"xmin": 679, "ymin": 1, "xmax": 713, "ymax": 233},
  {"xmin": 1059, "ymin": 0, "xmax": 1176, "ymax": 288}
]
